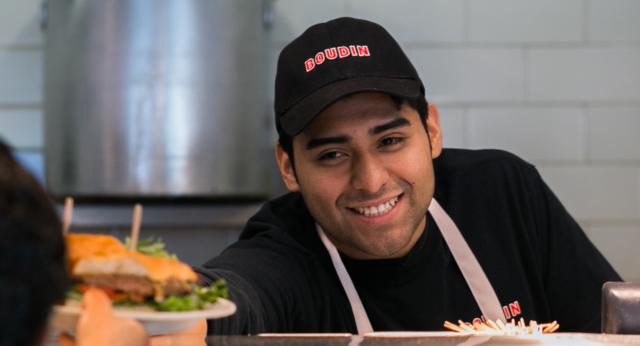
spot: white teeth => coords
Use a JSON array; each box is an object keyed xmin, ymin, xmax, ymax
[{"xmin": 354, "ymin": 197, "xmax": 399, "ymax": 217}]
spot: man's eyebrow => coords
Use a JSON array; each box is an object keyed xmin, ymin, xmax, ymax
[
  {"xmin": 304, "ymin": 117, "xmax": 411, "ymax": 150},
  {"xmin": 369, "ymin": 117, "xmax": 411, "ymax": 135},
  {"xmin": 306, "ymin": 136, "xmax": 349, "ymax": 150}
]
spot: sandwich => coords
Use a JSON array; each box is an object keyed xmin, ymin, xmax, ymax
[{"xmin": 66, "ymin": 233, "xmax": 226, "ymax": 311}]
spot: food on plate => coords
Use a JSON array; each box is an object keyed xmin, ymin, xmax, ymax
[
  {"xmin": 443, "ymin": 318, "xmax": 559, "ymax": 335},
  {"xmin": 65, "ymin": 233, "xmax": 227, "ymax": 311},
  {"xmin": 66, "ymin": 233, "xmax": 128, "ymax": 268}
]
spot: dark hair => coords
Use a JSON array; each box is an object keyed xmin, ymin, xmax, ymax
[
  {"xmin": 0, "ymin": 140, "xmax": 68, "ymax": 346},
  {"xmin": 276, "ymin": 93, "xmax": 428, "ymax": 168}
]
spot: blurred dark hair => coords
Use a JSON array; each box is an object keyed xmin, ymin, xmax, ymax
[
  {"xmin": 0, "ymin": 140, "xmax": 68, "ymax": 346},
  {"xmin": 276, "ymin": 93, "xmax": 428, "ymax": 169}
]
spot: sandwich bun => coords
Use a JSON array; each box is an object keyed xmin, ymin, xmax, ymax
[{"xmin": 66, "ymin": 233, "xmax": 127, "ymax": 270}]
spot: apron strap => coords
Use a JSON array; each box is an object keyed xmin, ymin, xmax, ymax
[
  {"xmin": 317, "ymin": 226, "xmax": 374, "ymax": 334},
  {"xmin": 428, "ymin": 198, "xmax": 505, "ymax": 323}
]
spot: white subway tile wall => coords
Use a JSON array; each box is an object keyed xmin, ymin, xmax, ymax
[
  {"xmin": 0, "ymin": 109, "xmax": 42, "ymax": 148},
  {"xmin": 0, "ymin": 0, "xmax": 41, "ymax": 46},
  {"xmin": 538, "ymin": 166, "xmax": 640, "ymax": 221},
  {"xmin": 469, "ymin": 0, "xmax": 583, "ymax": 43},
  {"xmin": 468, "ymin": 107, "xmax": 585, "ymax": 162},
  {"xmin": 0, "ymin": 0, "xmax": 44, "ymax": 178},
  {"xmin": 0, "ymin": 50, "xmax": 42, "ymax": 103},
  {"xmin": 587, "ymin": 225, "xmax": 640, "ymax": 283},
  {"xmin": 270, "ymin": 0, "xmax": 347, "ymax": 44},
  {"xmin": 1, "ymin": 1, "xmax": 639, "ymax": 280},
  {"xmin": 436, "ymin": 106, "xmax": 466, "ymax": 149},
  {"xmin": 528, "ymin": 47, "xmax": 640, "ymax": 102},
  {"xmin": 589, "ymin": 0, "xmax": 640, "ymax": 42},
  {"xmin": 588, "ymin": 107, "xmax": 640, "ymax": 162},
  {"xmin": 348, "ymin": 0, "xmax": 465, "ymax": 43},
  {"xmin": 409, "ymin": 48, "xmax": 525, "ymax": 102}
]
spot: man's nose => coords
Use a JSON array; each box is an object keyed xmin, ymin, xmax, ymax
[{"xmin": 350, "ymin": 154, "xmax": 390, "ymax": 194}]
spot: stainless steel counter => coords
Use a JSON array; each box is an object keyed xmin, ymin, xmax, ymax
[{"xmin": 204, "ymin": 333, "xmax": 640, "ymax": 345}]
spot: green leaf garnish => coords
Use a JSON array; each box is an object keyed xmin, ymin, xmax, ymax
[
  {"xmin": 125, "ymin": 236, "xmax": 178, "ymax": 259},
  {"xmin": 154, "ymin": 279, "xmax": 228, "ymax": 312}
]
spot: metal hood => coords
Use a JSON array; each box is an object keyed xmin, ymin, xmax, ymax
[{"xmin": 44, "ymin": 0, "xmax": 273, "ymax": 199}]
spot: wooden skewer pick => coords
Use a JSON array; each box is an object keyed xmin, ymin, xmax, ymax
[
  {"xmin": 62, "ymin": 197, "xmax": 74, "ymax": 235},
  {"xmin": 129, "ymin": 203, "xmax": 143, "ymax": 251}
]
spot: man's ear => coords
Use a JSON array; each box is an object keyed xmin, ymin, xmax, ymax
[
  {"xmin": 426, "ymin": 102, "xmax": 443, "ymax": 159},
  {"xmin": 275, "ymin": 144, "xmax": 300, "ymax": 192}
]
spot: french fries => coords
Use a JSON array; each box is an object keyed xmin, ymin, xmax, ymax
[{"xmin": 444, "ymin": 318, "xmax": 559, "ymax": 335}]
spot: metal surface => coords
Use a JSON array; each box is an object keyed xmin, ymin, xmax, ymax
[
  {"xmin": 602, "ymin": 282, "xmax": 640, "ymax": 334},
  {"xmin": 44, "ymin": 0, "xmax": 271, "ymax": 198},
  {"xmin": 204, "ymin": 334, "xmax": 640, "ymax": 345},
  {"xmin": 57, "ymin": 202, "xmax": 261, "ymax": 230}
]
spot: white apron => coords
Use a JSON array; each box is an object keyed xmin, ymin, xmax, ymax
[{"xmin": 317, "ymin": 198, "xmax": 505, "ymax": 334}]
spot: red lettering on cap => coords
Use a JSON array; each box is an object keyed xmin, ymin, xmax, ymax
[
  {"xmin": 337, "ymin": 46, "xmax": 350, "ymax": 58},
  {"xmin": 324, "ymin": 47, "xmax": 338, "ymax": 60},
  {"xmin": 305, "ymin": 58, "xmax": 315, "ymax": 72},
  {"xmin": 305, "ymin": 44, "xmax": 370, "ymax": 73},
  {"xmin": 357, "ymin": 45, "xmax": 370, "ymax": 56}
]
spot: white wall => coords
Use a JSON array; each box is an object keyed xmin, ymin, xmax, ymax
[
  {"xmin": 268, "ymin": 0, "xmax": 640, "ymax": 282},
  {"xmin": 1, "ymin": 0, "xmax": 639, "ymax": 281},
  {"xmin": 0, "ymin": 0, "xmax": 43, "ymax": 180}
]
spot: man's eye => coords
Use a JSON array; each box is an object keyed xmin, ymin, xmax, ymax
[
  {"xmin": 379, "ymin": 136, "xmax": 403, "ymax": 147},
  {"xmin": 318, "ymin": 151, "xmax": 344, "ymax": 161}
]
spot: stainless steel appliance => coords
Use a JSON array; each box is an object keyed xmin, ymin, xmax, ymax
[{"xmin": 44, "ymin": 0, "xmax": 273, "ymax": 198}]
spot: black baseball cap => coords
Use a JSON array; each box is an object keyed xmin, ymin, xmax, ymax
[{"xmin": 275, "ymin": 17, "xmax": 425, "ymax": 136}]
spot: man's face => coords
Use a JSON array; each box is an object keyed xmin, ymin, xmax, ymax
[{"xmin": 276, "ymin": 92, "xmax": 442, "ymax": 260}]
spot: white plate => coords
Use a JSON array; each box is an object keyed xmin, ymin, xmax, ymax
[{"xmin": 50, "ymin": 298, "xmax": 236, "ymax": 336}]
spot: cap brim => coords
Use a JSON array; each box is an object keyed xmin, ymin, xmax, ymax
[{"xmin": 280, "ymin": 77, "xmax": 422, "ymax": 136}]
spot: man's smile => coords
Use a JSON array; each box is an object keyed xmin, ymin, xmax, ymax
[{"xmin": 347, "ymin": 194, "xmax": 403, "ymax": 218}]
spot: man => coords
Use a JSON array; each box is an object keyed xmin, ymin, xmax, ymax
[
  {"xmin": 197, "ymin": 17, "xmax": 620, "ymax": 334},
  {"xmin": 0, "ymin": 140, "xmax": 68, "ymax": 345}
]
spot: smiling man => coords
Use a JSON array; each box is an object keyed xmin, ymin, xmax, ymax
[
  {"xmin": 198, "ymin": 17, "xmax": 620, "ymax": 334},
  {"xmin": 279, "ymin": 92, "xmax": 439, "ymax": 261}
]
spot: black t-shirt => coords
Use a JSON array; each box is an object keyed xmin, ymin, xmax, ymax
[{"xmin": 197, "ymin": 148, "xmax": 621, "ymax": 334}]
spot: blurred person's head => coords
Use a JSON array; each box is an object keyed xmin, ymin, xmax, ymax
[{"xmin": 0, "ymin": 140, "xmax": 68, "ymax": 346}]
